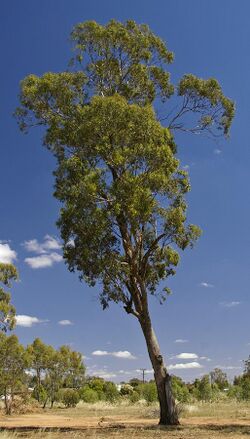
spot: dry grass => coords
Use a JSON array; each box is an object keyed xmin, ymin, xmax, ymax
[{"xmin": 0, "ymin": 401, "xmax": 249, "ymax": 438}]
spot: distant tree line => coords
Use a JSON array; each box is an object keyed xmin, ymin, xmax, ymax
[
  {"xmin": 0, "ymin": 262, "xmax": 250, "ymax": 414},
  {"xmin": 1, "ymin": 329, "xmax": 250, "ymax": 415}
]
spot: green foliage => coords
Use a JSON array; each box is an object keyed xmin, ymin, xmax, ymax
[
  {"xmin": 79, "ymin": 386, "xmax": 99, "ymax": 403},
  {"xmin": 191, "ymin": 375, "xmax": 221, "ymax": 402},
  {"xmin": 15, "ymin": 19, "xmax": 234, "ymax": 318},
  {"xmin": 43, "ymin": 346, "xmax": 85, "ymax": 406},
  {"xmin": 171, "ymin": 375, "xmax": 190, "ymax": 403},
  {"xmin": 0, "ymin": 263, "xmax": 18, "ymax": 332},
  {"xmin": 129, "ymin": 390, "xmax": 141, "ymax": 403},
  {"xmin": 210, "ymin": 368, "xmax": 229, "ymax": 391},
  {"xmin": 32, "ymin": 385, "xmax": 47, "ymax": 403},
  {"xmin": 178, "ymin": 74, "xmax": 234, "ymax": 136},
  {"xmin": 103, "ymin": 381, "xmax": 119, "ymax": 402},
  {"xmin": 0, "ymin": 333, "xmax": 30, "ymax": 414},
  {"xmin": 61, "ymin": 388, "xmax": 80, "ymax": 407},
  {"xmin": 232, "ymin": 375, "xmax": 250, "ymax": 401},
  {"xmin": 136, "ymin": 381, "xmax": 158, "ymax": 404},
  {"xmin": 87, "ymin": 377, "xmax": 105, "ymax": 399},
  {"xmin": 70, "ymin": 19, "xmax": 174, "ymax": 104}
]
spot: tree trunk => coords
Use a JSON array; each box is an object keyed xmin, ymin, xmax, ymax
[
  {"xmin": 4, "ymin": 389, "xmax": 12, "ymax": 416},
  {"xmin": 139, "ymin": 316, "xmax": 179, "ymax": 425}
]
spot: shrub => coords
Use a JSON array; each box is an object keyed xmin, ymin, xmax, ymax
[
  {"xmin": 32, "ymin": 385, "xmax": 47, "ymax": 404},
  {"xmin": 137, "ymin": 382, "xmax": 158, "ymax": 404},
  {"xmin": 129, "ymin": 391, "xmax": 140, "ymax": 403},
  {"xmin": 171, "ymin": 376, "xmax": 190, "ymax": 403},
  {"xmin": 103, "ymin": 381, "xmax": 119, "ymax": 403},
  {"xmin": 80, "ymin": 386, "xmax": 99, "ymax": 403},
  {"xmin": 62, "ymin": 389, "xmax": 80, "ymax": 407},
  {"xmin": 120, "ymin": 384, "xmax": 134, "ymax": 396}
]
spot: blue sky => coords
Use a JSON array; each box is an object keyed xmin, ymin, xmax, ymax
[{"xmin": 0, "ymin": 0, "xmax": 249, "ymax": 382}]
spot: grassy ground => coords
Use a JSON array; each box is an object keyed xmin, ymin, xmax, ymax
[{"xmin": 0, "ymin": 401, "xmax": 249, "ymax": 438}]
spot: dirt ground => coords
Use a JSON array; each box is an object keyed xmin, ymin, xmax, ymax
[{"xmin": 0, "ymin": 403, "xmax": 249, "ymax": 438}]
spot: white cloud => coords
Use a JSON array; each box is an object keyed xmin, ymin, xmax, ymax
[
  {"xmin": 25, "ymin": 252, "xmax": 62, "ymax": 269},
  {"xmin": 174, "ymin": 339, "xmax": 188, "ymax": 344},
  {"xmin": 23, "ymin": 235, "xmax": 61, "ymax": 254},
  {"xmin": 175, "ymin": 353, "xmax": 198, "ymax": 360},
  {"xmin": 112, "ymin": 351, "xmax": 136, "ymax": 359},
  {"xmin": 183, "ymin": 164, "xmax": 190, "ymax": 170},
  {"xmin": 92, "ymin": 350, "xmax": 136, "ymax": 359},
  {"xmin": 200, "ymin": 356, "xmax": 212, "ymax": 361},
  {"xmin": 92, "ymin": 350, "xmax": 109, "ymax": 356},
  {"xmin": 200, "ymin": 282, "xmax": 214, "ymax": 288},
  {"xmin": 0, "ymin": 243, "xmax": 17, "ymax": 264},
  {"xmin": 169, "ymin": 362, "xmax": 203, "ymax": 370},
  {"xmin": 214, "ymin": 148, "xmax": 222, "ymax": 155},
  {"xmin": 220, "ymin": 301, "xmax": 241, "ymax": 308},
  {"xmin": 58, "ymin": 319, "xmax": 73, "ymax": 326},
  {"xmin": 15, "ymin": 315, "xmax": 48, "ymax": 327}
]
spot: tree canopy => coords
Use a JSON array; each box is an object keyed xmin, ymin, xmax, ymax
[{"xmin": 0, "ymin": 263, "xmax": 18, "ymax": 332}]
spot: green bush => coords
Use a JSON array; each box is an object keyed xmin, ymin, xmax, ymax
[
  {"xmin": 129, "ymin": 391, "xmax": 140, "ymax": 403},
  {"xmin": 80, "ymin": 386, "xmax": 99, "ymax": 403},
  {"xmin": 62, "ymin": 389, "xmax": 80, "ymax": 407},
  {"xmin": 103, "ymin": 381, "xmax": 119, "ymax": 403},
  {"xmin": 87, "ymin": 377, "xmax": 105, "ymax": 400},
  {"xmin": 171, "ymin": 376, "xmax": 190, "ymax": 403},
  {"xmin": 137, "ymin": 382, "xmax": 158, "ymax": 404},
  {"xmin": 32, "ymin": 385, "xmax": 47, "ymax": 403}
]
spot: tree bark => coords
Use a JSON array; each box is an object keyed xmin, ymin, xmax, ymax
[{"xmin": 139, "ymin": 315, "xmax": 179, "ymax": 425}]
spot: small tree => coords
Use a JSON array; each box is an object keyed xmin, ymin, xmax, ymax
[
  {"xmin": 103, "ymin": 381, "xmax": 119, "ymax": 403},
  {"xmin": 16, "ymin": 19, "xmax": 234, "ymax": 424},
  {"xmin": 0, "ymin": 263, "xmax": 18, "ymax": 332},
  {"xmin": 195, "ymin": 375, "xmax": 213, "ymax": 402},
  {"xmin": 210, "ymin": 368, "xmax": 229, "ymax": 390},
  {"xmin": 42, "ymin": 345, "xmax": 85, "ymax": 408},
  {"xmin": 0, "ymin": 333, "xmax": 30, "ymax": 414},
  {"xmin": 171, "ymin": 375, "xmax": 190, "ymax": 403},
  {"xmin": 27, "ymin": 338, "xmax": 53, "ymax": 401},
  {"xmin": 62, "ymin": 388, "xmax": 80, "ymax": 407}
]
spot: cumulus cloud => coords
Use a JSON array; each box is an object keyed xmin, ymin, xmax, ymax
[
  {"xmin": 220, "ymin": 301, "xmax": 241, "ymax": 308},
  {"xmin": 23, "ymin": 235, "xmax": 61, "ymax": 254},
  {"xmin": 92, "ymin": 350, "xmax": 109, "ymax": 356},
  {"xmin": 15, "ymin": 315, "xmax": 48, "ymax": 327},
  {"xmin": 92, "ymin": 350, "xmax": 136, "ymax": 359},
  {"xmin": 200, "ymin": 282, "xmax": 214, "ymax": 288},
  {"xmin": 169, "ymin": 362, "xmax": 203, "ymax": 370},
  {"xmin": 0, "ymin": 243, "xmax": 17, "ymax": 264},
  {"xmin": 25, "ymin": 252, "xmax": 62, "ymax": 269},
  {"xmin": 175, "ymin": 353, "xmax": 198, "ymax": 360},
  {"xmin": 174, "ymin": 339, "xmax": 189, "ymax": 343},
  {"xmin": 58, "ymin": 319, "xmax": 73, "ymax": 326},
  {"xmin": 112, "ymin": 351, "xmax": 136, "ymax": 359}
]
